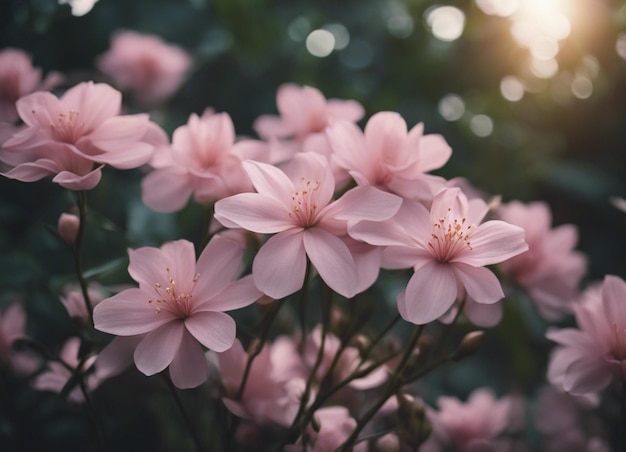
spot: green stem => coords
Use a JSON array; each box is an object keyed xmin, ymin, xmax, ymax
[
  {"xmin": 339, "ymin": 324, "xmax": 424, "ymax": 451},
  {"xmin": 79, "ymin": 376, "xmax": 106, "ymax": 452},
  {"xmin": 73, "ymin": 190, "xmax": 93, "ymax": 322},
  {"xmin": 298, "ymin": 262, "xmax": 312, "ymax": 353},
  {"xmin": 162, "ymin": 375, "xmax": 206, "ymax": 452},
  {"xmin": 285, "ymin": 294, "xmax": 332, "ymax": 445},
  {"xmin": 235, "ymin": 299, "xmax": 285, "ymax": 400}
]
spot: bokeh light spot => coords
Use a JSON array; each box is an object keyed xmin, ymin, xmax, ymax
[
  {"xmin": 425, "ymin": 6, "xmax": 465, "ymax": 42},
  {"xmin": 438, "ymin": 94, "xmax": 465, "ymax": 121},
  {"xmin": 288, "ymin": 17, "xmax": 311, "ymax": 42},
  {"xmin": 323, "ymin": 23, "xmax": 350, "ymax": 50},
  {"xmin": 571, "ymin": 76, "xmax": 593, "ymax": 99},
  {"xmin": 500, "ymin": 76, "xmax": 524, "ymax": 102},
  {"xmin": 617, "ymin": 34, "xmax": 626, "ymax": 60},
  {"xmin": 306, "ymin": 30, "xmax": 335, "ymax": 58},
  {"xmin": 470, "ymin": 115, "xmax": 494, "ymax": 137}
]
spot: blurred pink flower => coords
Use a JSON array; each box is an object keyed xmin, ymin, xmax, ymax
[
  {"xmin": 217, "ymin": 337, "xmax": 306, "ymax": 427},
  {"xmin": 304, "ymin": 325, "xmax": 387, "ymax": 391},
  {"xmin": 327, "ymin": 111, "xmax": 452, "ymax": 202},
  {"xmin": 426, "ymin": 389, "xmax": 517, "ymax": 452},
  {"xmin": 214, "ymin": 152, "xmax": 402, "ymax": 299},
  {"xmin": 350, "ymin": 188, "xmax": 527, "ymax": 325},
  {"xmin": 547, "ymin": 275, "xmax": 626, "ymax": 396},
  {"xmin": 1, "ymin": 81, "xmax": 157, "ymax": 190},
  {"xmin": 142, "ymin": 110, "xmax": 259, "ymax": 212},
  {"xmin": 0, "ymin": 302, "xmax": 40, "ymax": 375},
  {"xmin": 254, "ymin": 83, "xmax": 364, "ymax": 185},
  {"xmin": 97, "ymin": 31, "xmax": 191, "ymax": 105},
  {"xmin": 32, "ymin": 337, "xmax": 100, "ymax": 403},
  {"xmin": 498, "ymin": 201, "xmax": 587, "ymax": 320},
  {"xmin": 93, "ymin": 236, "xmax": 261, "ymax": 389},
  {"xmin": 285, "ymin": 406, "xmax": 365, "ymax": 452},
  {"xmin": 0, "ymin": 48, "xmax": 62, "ymax": 123},
  {"xmin": 254, "ymin": 83, "xmax": 364, "ymax": 144},
  {"xmin": 59, "ymin": 284, "xmax": 105, "ymax": 323}
]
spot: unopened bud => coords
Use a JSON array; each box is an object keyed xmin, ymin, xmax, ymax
[
  {"xmin": 396, "ymin": 392, "xmax": 431, "ymax": 448},
  {"xmin": 329, "ymin": 306, "xmax": 350, "ymax": 337},
  {"xmin": 454, "ymin": 331, "xmax": 484, "ymax": 361},
  {"xmin": 349, "ymin": 334, "xmax": 370, "ymax": 355},
  {"xmin": 58, "ymin": 213, "xmax": 80, "ymax": 245}
]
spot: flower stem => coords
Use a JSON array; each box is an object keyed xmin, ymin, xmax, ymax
[
  {"xmin": 339, "ymin": 324, "xmax": 424, "ymax": 451},
  {"xmin": 162, "ymin": 375, "xmax": 206, "ymax": 452},
  {"xmin": 235, "ymin": 298, "xmax": 285, "ymax": 400},
  {"xmin": 73, "ymin": 190, "xmax": 94, "ymax": 323}
]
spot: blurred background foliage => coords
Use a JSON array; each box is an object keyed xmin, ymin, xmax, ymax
[{"xmin": 1, "ymin": 0, "xmax": 626, "ymax": 450}]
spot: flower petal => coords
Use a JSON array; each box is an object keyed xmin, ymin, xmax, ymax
[
  {"xmin": 253, "ymin": 229, "xmax": 306, "ymax": 299},
  {"xmin": 93, "ymin": 288, "xmax": 177, "ymax": 335},
  {"xmin": 401, "ymin": 261, "xmax": 458, "ymax": 325},
  {"xmin": 242, "ymin": 159, "xmax": 294, "ymax": 203},
  {"xmin": 168, "ymin": 330, "xmax": 209, "ymax": 389},
  {"xmin": 602, "ymin": 275, "xmax": 626, "ymax": 327},
  {"xmin": 452, "ymin": 263, "xmax": 504, "ymax": 304},
  {"xmin": 458, "ymin": 220, "xmax": 528, "ymax": 266},
  {"xmin": 563, "ymin": 356, "xmax": 613, "ymax": 395},
  {"xmin": 464, "ymin": 298, "xmax": 502, "ymax": 327},
  {"xmin": 134, "ymin": 321, "xmax": 184, "ymax": 375},
  {"xmin": 327, "ymin": 186, "xmax": 402, "ymax": 222},
  {"xmin": 199, "ymin": 275, "xmax": 261, "ymax": 312},
  {"xmin": 214, "ymin": 193, "xmax": 293, "ymax": 233},
  {"xmin": 194, "ymin": 235, "xmax": 245, "ymax": 297},
  {"xmin": 141, "ymin": 167, "xmax": 193, "ymax": 213},
  {"xmin": 184, "ymin": 311, "xmax": 236, "ymax": 352},
  {"xmin": 303, "ymin": 228, "xmax": 358, "ymax": 298}
]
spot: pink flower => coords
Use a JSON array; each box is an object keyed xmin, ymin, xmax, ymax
[
  {"xmin": 349, "ymin": 188, "xmax": 528, "ymax": 325},
  {"xmin": 426, "ymin": 389, "xmax": 517, "ymax": 452},
  {"xmin": 32, "ymin": 337, "xmax": 100, "ymax": 403},
  {"xmin": 93, "ymin": 236, "xmax": 261, "ymax": 389},
  {"xmin": 216, "ymin": 337, "xmax": 306, "ymax": 427},
  {"xmin": 142, "ymin": 110, "xmax": 258, "ymax": 212},
  {"xmin": 498, "ymin": 201, "xmax": 587, "ymax": 320},
  {"xmin": 0, "ymin": 48, "xmax": 62, "ymax": 123},
  {"xmin": 304, "ymin": 325, "xmax": 387, "ymax": 390},
  {"xmin": 97, "ymin": 31, "xmax": 191, "ymax": 105},
  {"xmin": 285, "ymin": 406, "xmax": 365, "ymax": 452},
  {"xmin": 214, "ymin": 152, "xmax": 402, "ymax": 299},
  {"xmin": 546, "ymin": 275, "xmax": 626, "ymax": 396},
  {"xmin": 327, "ymin": 111, "xmax": 452, "ymax": 202},
  {"xmin": 60, "ymin": 284, "xmax": 105, "ymax": 323},
  {"xmin": 0, "ymin": 302, "xmax": 40, "ymax": 374},
  {"xmin": 254, "ymin": 83, "xmax": 364, "ymax": 144},
  {"xmin": 1, "ymin": 81, "xmax": 157, "ymax": 190},
  {"xmin": 254, "ymin": 83, "xmax": 364, "ymax": 185}
]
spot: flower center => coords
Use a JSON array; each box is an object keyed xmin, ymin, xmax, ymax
[
  {"xmin": 148, "ymin": 268, "xmax": 198, "ymax": 318},
  {"xmin": 288, "ymin": 178, "xmax": 320, "ymax": 227},
  {"xmin": 48, "ymin": 110, "xmax": 86, "ymax": 144},
  {"xmin": 428, "ymin": 208, "xmax": 473, "ymax": 262}
]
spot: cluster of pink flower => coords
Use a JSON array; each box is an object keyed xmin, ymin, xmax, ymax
[{"xmin": 0, "ymin": 34, "xmax": 621, "ymax": 450}]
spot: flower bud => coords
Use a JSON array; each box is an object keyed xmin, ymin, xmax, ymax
[
  {"xmin": 349, "ymin": 334, "xmax": 370, "ymax": 356},
  {"xmin": 58, "ymin": 213, "xmax": 80, "ymax": 245},
  {"xmin": 454, "ymin": 331, "xmax": 484, "ymax": 361},
  {"xmin": 396, "ymin": 393, "xmax": 431, "ymax": 448}
]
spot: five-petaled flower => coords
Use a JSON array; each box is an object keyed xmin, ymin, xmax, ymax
[
  {"xmin": 93, "ymin": 236, "xmax": 261, "ymax": 389},
  {"xmin": 214, "ymin": 152, "xmax": 402, "ymax": 299},
  {"xmin": 349, "ymin": 187, "xmax": 528, "ymax": 325},
  {"xmin": 1, "ymin": 81, "xmax": 160, "ymax": 190}
]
